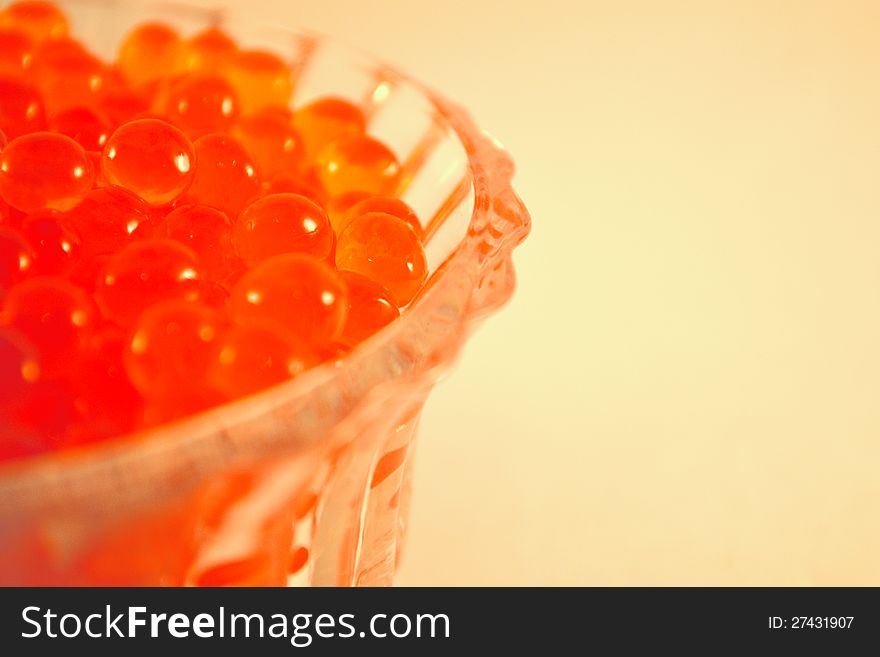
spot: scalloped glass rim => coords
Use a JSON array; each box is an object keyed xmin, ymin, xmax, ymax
[{"xmin": 0, "ymin": 0, "xmax": 531, "ymax": 517}]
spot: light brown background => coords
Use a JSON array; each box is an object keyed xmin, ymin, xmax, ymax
[{"xmin": 182, "ymin": 0, "xmax": 880, "ymax": 584}]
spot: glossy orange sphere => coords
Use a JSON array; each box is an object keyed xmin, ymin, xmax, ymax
[
  {"xmin": 186, "ymin": 133, "xmax": 260, "ymax": 216},
  {"xmin": 102, "ymin": 119, "xmax": 196, "ymax": 206},
  {"xmin": 315, "ymin": 133, "xmax": 400, "ymax": 197},
  {"xmin": 232, "ymin": 193, "xmax": 334, "ymax": 265},
  {"xmin": 0, "ymin": 3, "xmax": 437, "ymax": 459},
  {"xmin": 233, "ymin": 108, "xmax": 303, "ymax": 176},
  {"xmin": 337, "ymin": 271, "xmax": 399, "ymax": 346},
  {"xmin": 48, "ymin": 106, "xmax": 111, "ymax": 151},
  {"xmin": 340, "ymin": 195, "xmax": 421, "ymax": 236},
  {"xmin": 292, "ymin": 97, "xmax": 366, "ymax": 159},
  {"xmin": 159, "ymin": 203, "xmax": 234, "ymax": 281},
  {"xmin": 2, "ymin": 275, "xmax": 95, "ymax": 376},
  {"xmin": 184, "ymin": 27, "xmax": 236, "ymax": 73},
  {"xmin": 207, "ymin": 323, "xmax": 318, "ymax": 399},
  {"xmin": 164, "ymin": 74, "xmax": 239, "ymax": 136},
  {"xmin": 0, "ymin": 28, "xmax": 35, "ymax": 76},
  {"xmin": 31, "ymin": 38, "xmax": 107, "ymax": 111},
  {"xmin": 335, "ymin": 212, "xmax": 426, "ymax": 306},
  {"xmin": 226, "ymin": 50, "xmax": 292, "ymax": 113},
  {"xmin": 0, "ymin": 1, "xmax": 69, "ymax": 43},
  {"xmin": 116, "ymin": 23, "xmax": 183, "ymax": 88},
  {"xmin": 94, "ymin": 238, "xmax": 203, "ymax": 326},
  {"xmin": 20, "ymin": 211, "xmax": 81, "ymax": 275},
  {"xmin": 229, "ymin": 253, "xmax": 347, "ymax": 345},
  {"xmin": 0, "ymin": 76, "xmax": 47, "ymax": 139},
  {"xmin": 125, "ymin": 299, "xmax": 225, "ymax": 402},
  {"xmin": 0, "ymin": 132, "xmax": 93, "ymax": 213},
  {"xmin": 64, "ymin": 185, "xmax": 151, "ymax": 259}
]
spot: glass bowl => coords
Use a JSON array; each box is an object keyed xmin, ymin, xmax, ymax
[{"xmin": 0, "ymin": 0, "xmax": 530, "ymax": 586}]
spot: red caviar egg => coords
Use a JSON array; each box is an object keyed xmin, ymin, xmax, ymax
[
  {"xmin": 0, "ymin": 1, "xmax": 69, "ymax": 43},
  {"xmin": 232, "ymin": 193, "xmax": 334, "ymax": 265},
  {"xmin": 315, "ymin": 133, "xmax": 400, "ymax": 197},
  {"xmin": 48, "ymin": 106, "xmax": 111, "ymax": 151},
  {"xmin": 2, "ymin": 276, "xmax": 96, "ymax": 376},
  {"xmin": 226, "ymin": 50, "xmax": 292, "ymax": 113},
  {"xmin": 72, "ymin": 327, "xmax": 142, "ymax": 435},
  {"xmin": 292, "ymin": 97, "xmax": 366, "ymax": 159},
  {"xmin": 158, "ymin": 203, "xmax": 234, "ymax": 281},
  {"xmin": 207, "ymin": 323, "xmax": 318, "ymax": 399},
  {"xmin": 0, "ymin": 1, "xmax": 431, "ymax": 459},
  {"xmin": 124, "ymin": 299, "xmax": 225, "ymax": 403},
  {"xmin": 233, "ymin": 108, "xmax": 303, "ymax": 176},
  {"xmin": 184, "ymin": 27, "xmax": 236, "ymax": 73},
  {"xmin": 0, "ymin": 132, "xmax": 93, "ymax": 213},
  {"xmin": 337, "ymin": 271, "xmax": 399, "ymax": 346},
  {"xmin": 64, "ymin": 185, "xmax": 150, "ymax": 258},
  {"xmin": 0, "ymin": 226, "xmax": 35, "ymax": 293},
  {"xmin": 164, "ymin": 74, "xmax": 239, "ymax": 136},
  {"xmin": 335, "ymin": 212, "xmax": 426, "ymax": 306},
  {"xmin": 0, "ymin": 28, "xmax": 35, "ymax": 75},
  {"xmin": 102, "ymin": 118, "xmax": 195, "ymax": 206},
  {"xmin": 229, "ymin": 253, "xmax": 347, "ymax": 345},
  {"xmin": 116, "ymin": 22, "xmax": 183, "ymax": 87},
  {"xmin": 94, "ymin": 238, "xmax": 203, "ymax": 326},
  {"xmin": 186, "ymin": 133, "xmax": 260, "ymax": 215},
  {"xmin": 20, "ymin": 211, "xmax": 80, "ymax": 275},
  {"xmin": 31, "ymin": 38, "xmax": 107, "ymax": 111},
  {"xmin": 0, "ymin": 326, "xmax": 40, "ymax": 407},
  {"xmin": 341, "ymin": 195, "xmax": 421, "ymax": 236},
  {"xmin": 0, "ymin": 76, "xmax": 47, "ymax": 139}
]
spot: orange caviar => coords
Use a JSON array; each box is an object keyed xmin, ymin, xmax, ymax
[
  {"xmin": 0, "ymin": 1, "xmax": 68, "ymax": 43},
  {"xmin": 315, "ymin": 133, "xmax": 401, "ymax": 197},
  {"xmin": 0, "ymin": 1, "xmax": 428, "ymax": 461},
  {"xmin": 102, "ymin": 118, "xmax": 196, "ymax": 206},
  {"xmin": 184, "ymin": 27, "xmax": 236, "ymax": 74},
  {"xmin": 225, "ymin": 49, "xmax": 293, "ymax": 113},
  {"xmin": 116, "ymin": 23, "xmax": 184, "ymax": 88}
]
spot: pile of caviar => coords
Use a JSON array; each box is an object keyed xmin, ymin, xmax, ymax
[{"xmin": 0, "ymin": 1, "xmax": 428, "ymax": 461}]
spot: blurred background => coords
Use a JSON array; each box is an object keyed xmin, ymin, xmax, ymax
[{"xmin": 160, "ymin": 0, "xmax": 879, "ymax": 584}]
